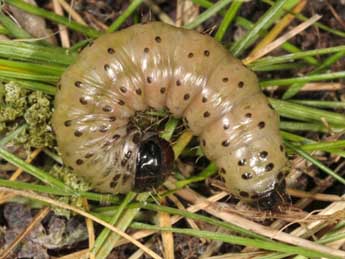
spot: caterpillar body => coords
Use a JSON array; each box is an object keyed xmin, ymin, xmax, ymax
[{"xmin": 53, "ymin": 22, "xmax": 289, "ymax": 209}]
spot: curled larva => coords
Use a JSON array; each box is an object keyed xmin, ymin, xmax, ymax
[{"xmin": 53, "ymin": 22, "xmax": 289, "ymax": 209}]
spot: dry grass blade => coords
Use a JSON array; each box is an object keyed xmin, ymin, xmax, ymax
[
  {"xmin": 0, "ymin": 207, "xmax": 50, "ymax": 259},
  {"xmin": 159, "ymin": 198, "xmax": 175, "ymax": 259},
  {"xmin": 0, "ymin": 187, "xmax": 163, "ymax": 259},
  {"xmin": 164, "ymin": 180, "xmax": 345, "ymax": 258},
  {"xmin": 56, "ymin": 0, "xmax": 87, "ymax": 25},
  {"xmin": 144, "ymin": 0, "xmax": 174, "ymax": 25},
  {"xmin": 249, "ymin": 0, "xmax": 307, "ymax": 56},
  {"xmin": 243, "ymin": 14, "xmax": 321, "ymax": 65},
  {"xmin": 176, "ymin": 0, "xmax": 199, "ymax": 27},
  {"xmin": 53, "ymin": 0, "xmax": 70, "ymax": 48},
  {"xmin": 82, "ymin": 198, "xmax": 95, "ymax": 259},
  {"xmin": 115, "ymin": 191, "xmax": 229, "ymax": 247},
  {"xmin": 288, "ymin": 188, "xmax": 345, "ymax": 202}
]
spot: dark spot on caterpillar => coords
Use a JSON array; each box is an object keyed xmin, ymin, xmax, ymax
[
  {"xmin": 176, "ymin": 80, "xmax": 181, "ymax": 86},
  {"xmin": 222, "ymin": 139, "xmax": 230, "ymax": 147},
  {"xmin": 120, "ymin": 86, "xmax": 127, "ymax": 93},
  {"xmin": 280, "ymin": 145, "xmax": 284, "ymax": 152},
  {"xmin": 277, "ymin": 172, "xmax": 284, "ymax": 180},
  {"xmin": 121, "ymin": 158, "xmax": 127, "ymax": 166},
  {"xmin": 245, "ymin": 113, "xmax": 252, "ymax": 118},
  {"xmin": 99, "ymin": 125, "xmax": 108, "ymax": 133},
  {"xmin": 188, "ymin": 52, "xmax": 194, "ymax": 58},
  {"xmin": 118, "ymin": 100, "xmax": 125, "ymax": 106},
  {"xmin": 240, "ymin": 191, "xmax": 249, "ymax": 197},
  {"xmin": 110, "ymin": 174, "xmax": 121, "ymax": 188},
  {"xmin": 203, "ymin": 111, "xmax": 210, "ymax": 118},
  {"xmin": 85, "ymin": 152, "xmax": 94, "ymax": 158},
  {"xmin": 125, "ymin": 151, "xmax": 132, "ymax": 159},
  {"xmin": 136, "ymin": 88, "xmax": 142, "ymax": 95},
  {"xmin": 183, "ymin": 93, "xmax": 190, "ymax": 100},
  {"xmin": 160, "ymin": 87, "xmax": 166, "ymax": 94},
  {"xmin": 238, "ymin": 159, "xmax": 246, "ymax": 166},
  {"xmin": 104, "ymin": 64, "xmax": 110, "ymax": 71},
  {"xmin": 258, "ymin": 121, "xmax": 265, "ymax": 129},
  {"xmin": 113, "ymin": 134, "xmax": 120, "ymax": 141},
  {"xmin": 220, "ymin": 168, "xmax": 226, "ymax": 174},
  {"xmin": 74, "ymin": 130, "xmax": 83, "ymax": 137},
  {"xmin": 265, "ymin": 163, "xmax": 274, "ymax": 172},
  {"xmin": 132, "ymin": 133, "xmax": 141, "ymax": 144},
  {"xmin": 222, "ymin": 77, "xmax": 229, "ymax": 82},
  {"xmin": 155, "ymin": 36, "xmax": 161, "ymax": 43},
  {"xmin": 109, "ymin": 116, "xmax": 116, "ymax": 121},
  {"xmin": 75, "ymin": 81, "xmax": 82, "ymax": 88},
  {"xmin": 107, "ymin": 48, "xmax": 115, "ymax": 54},
  {"xmin": 144, "ymin": 47, "xmax": 150, "ymax": 53},
  {"xmin": 259, "ymin": 151, "xmax": 268, "ymax": 159},
  {"xmin": 238, "ymin": 81, "xmax": 244, "ymax": 88},
  {"xmin": 79, "ymin": 96, "xmax": 88, "ymax": 105},
  {"xmin": 242, "ymin": 172, "xmax": 253, "ymax": 180},
  {"xmin": 223, "ymin": 123, "xmax": 229, "ymax": 130},
  {"xmin": 123, "ymin": 174, "xmax": 131, "ymax": 183},
  {"xmin": 103, "ymin": 105, "xmax": 113, "ymax": 112},
  {"xmin": 268, "ymin": 103, "xmax": 274, "ymax": 110},
  {"xmin": 202, "ymin": 139, "xmax": 206, "ymax": 146},
  {"xmin": 204, "ymin": 50, "xmax": 210, "ymax": 56},
  {"xmin": 76, "ymin": 159, "xmax": 84, "ymax": 165},
  {"xmin": 147, "ymin": 76, "xmax": 153, "ymax": 83},
  {"xmin": 64, "ymin": 120, "xmax": 72, "ymax": 127},
  {"xmin": 202, "ymin": 96, "xmax": 207, "ymax": 103}
]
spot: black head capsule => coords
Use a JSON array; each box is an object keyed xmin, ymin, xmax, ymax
[
  {"xmin": 254, "ymin": 180, "xmax": 287, "ymax": 210},
  {"xmin": 134, "ymin": 133, "xmax": 174, "ymax": 192}
]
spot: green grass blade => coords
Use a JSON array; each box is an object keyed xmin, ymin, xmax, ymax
[
  {"xmin": 261, "ymin": 71, "xmax": 345, "ymax": 87},
  {"xmin": 0, "ymin": 11, "xmax": 32, "ymax": 39},
  {"xmin": 289, "ymin": 100, "xmax": 345, "ymax": 109},
  {"xmin": 0, "ymin": 146, "xmax": 73, "ymax": 192},
  {"xmin": 230, "ymin": 0, "xmax": 297, "ymax": 56},
  {"xmin": 285, "ymin": 142, "xmax": 345, "ymax": 185},
  {"xmin": 91, "ymin": 192, "xmax": 136, "ymax": 255},
  {"xmin": 184, "ymin": 0, "xmax": 232, "ymax": 29},
  {"xmin": 270, "ymin": 98, "xmax": 345, "ymax": 126},
  {"xmin": 5, "ymin": 0, "xmax": 101, "ymax": 38},
  {"xmin": 131, "ymin": 223, "xmax": 343, "ymax": 259},
  {"xmin": 107, "ymin": 0, "xmax": 144, "ymax": 32},
  {"xmin": 214, "ymin": 0, "xmax": 243, "ymax": 41}
]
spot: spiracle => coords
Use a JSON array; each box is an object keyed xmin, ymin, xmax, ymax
[{"xmin": 53, "ymin": 22, "xmax": 289, "ymax": 209}]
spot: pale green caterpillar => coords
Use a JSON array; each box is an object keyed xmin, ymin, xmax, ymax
[{"xmin": 53, "ymin": 22, "xmax": 289, "ymax": 209}]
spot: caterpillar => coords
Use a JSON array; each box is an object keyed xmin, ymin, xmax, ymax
[{"xmin": 53, "ymin": 22, "xmax": 289, "ymax": 209}]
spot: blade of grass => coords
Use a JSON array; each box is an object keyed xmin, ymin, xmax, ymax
[
  {"xmin": 214, "ymin": 0, "xmax": 243, "ymax": 42},
  {"xmin": 0, "ymin": 59, "xmax": 65, "ymax": 75},
  {"xmin": 0, "ymin": 69, "xmax": 59, "ymax": 82},
  {"xmin": 131, "ymin": 223, "xmax": 344, "ymax": 259},
  {"xmin": 280, "ymin": 121, "xmax": 345, "ymax": 133},
  {"xmin": 0, "ymin": 40, "xmax": 76, "ymax": 65},
  {"xmin": 250, "ymin": 45, "xmax": 345, "ymax": 68},
  {"xmin": 234, "ymin": 16, "xmax": 319, "ymax": 65},
  {"xmin": 0, "ymin": 11, "xmax": 32, "ymax": 39},
  {"xmin": 283, "ymin": 51, "xmax": 345, "ymax": 99},
  {"xmin": 289, "ymin": 100, "xmax": 345, "ymax": 109},
  {"xmin": 0, "ymin": 124, "xmax": 27, "ymax": 146},
  {"xmin": 95, "ymin": 192, "xmax": 150, "ymax": 259},
  {"xmin": 183, "ymin": 0, "xmax": 232, "ymax": 29},
  {"xmin": 107, "ymin": 0, "xmax": 144, "ymax": 32},
  {"xmin": 91, "ymin": 192, "xmax": 136, "ymax": 255},
  {"xmin": 0, "ymin": 146, "xmax": 73, "ymax": 192},
  {"xmin": 270, "ymin": 98, "xmax": 345, "ymax": 126},
  {"xmin": 0, "ymin": 79, "xmax": 56, "ymax": 95},
  {"xmin": 261, "ymin": 71, "xmax": 345, "ymax": 88},
  {"xmin": 285, "ymin": 142, "xmax": 345, "ymax": 185},
  {"xmin": 230, "ymin": 0, "xmax": 298, "ymax": 57},
  {"xmin": 5, "ymin": 0, "xmax": 101, "ymax": 38}
]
